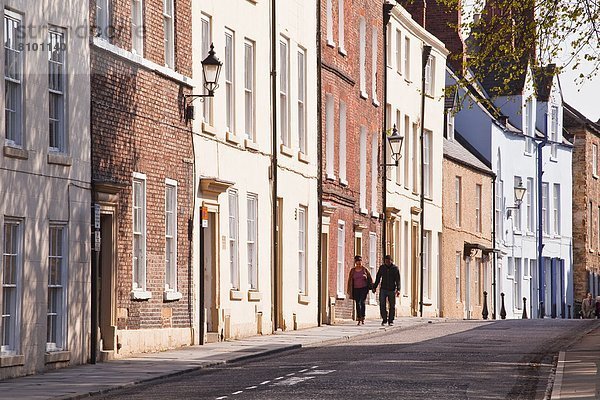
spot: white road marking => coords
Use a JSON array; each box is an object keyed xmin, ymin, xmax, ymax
[
  {"xmin": 245, "ymin": 386, "xmax": 257, "ymax": 390},
  {"xmin": 286, "ymin": 373, "xmax": 295, "ymax": 376},
  {"xmin": 299, "ymin": 368, "xmax": 308, "ymax": 373},
  {"xmin": 311, "ymin": 366, "xmax": 318, "ymax": 369},
  {"xmin": 231, "ymin": 391, "xmax": 243, "ymax": 395},
  {"xmin": 305, "ymin": 369, "xmax": 336, "ymax": 376},
  {"xmin": 275, "ymin": 376, "xmax": 285, "ymax": 380},
  {"xmin": 216, "ymin": 397, "xmax": 228, "ymax": 400},
  {"xmin": 260, "ymin": 380, "xmax": 271, "ymax": 385},
  {"xmin": 272, "ymin": 376, "xmax": 315, "ymax": 386}
]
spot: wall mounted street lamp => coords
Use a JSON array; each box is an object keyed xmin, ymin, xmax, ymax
[
  {"xmin": 382, "ymin": 124, "xmax": 404, "ymax": 167},
  {"xmin": 184, "ymin": 43, "xmax": 223, "ymax": 121},
  {"xmin": 506, "ymin": 181, "xmax": 527, "ymax": 217}
]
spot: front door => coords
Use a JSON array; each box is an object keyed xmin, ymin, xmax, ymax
[
  {"xmin": 99, "ymin": 212, "xmax": 116, "ymax": 354},
  {"xmin": 203, "ymin": 212, "xmax": 218, "ymax": 332},
  {"xmin": 465, "ymin": 258, "xmax": 471, "ymax": 319}
]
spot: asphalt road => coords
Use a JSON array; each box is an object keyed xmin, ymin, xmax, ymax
[{"xmin": 94, "ymin": 319, "xmax": 596, "ymax": 400}]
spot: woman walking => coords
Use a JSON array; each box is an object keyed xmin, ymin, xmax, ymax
[{"xmin": 347, "ymin": 255, "xmax": 373, "ymax": 325}]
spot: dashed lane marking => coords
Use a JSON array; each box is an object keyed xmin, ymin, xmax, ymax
[
  {"xmin": 231, "ymin": 391, "xmax": 243, "ymax": 395},
  {"xmin": 286, "ymin": 373, "xmax": 295, "ymax": 376},
  {"xmin": 305, "ymin": 369, "xmax": 336, "ymax": 376},
  {"xmin": 245, "ymin": 386, "xmax": 257, "ymax": 390},
  {"xmin": 216, "ymin": 397, "xmax": 228, "ymax": 400},
  {"xmin": 260, "ymin": 380, "xmax": 271, "ymax": 385},
  {"xmin": 299, "ymin": 368, "xmax": 308, "ymax": 373},
  {"xmin": 274, "ymin": 376, "xmax": 285, "ymax": 380},
  {"xmin": 272, "ymin": 376, "xmax": 315, "ymax": 386}
]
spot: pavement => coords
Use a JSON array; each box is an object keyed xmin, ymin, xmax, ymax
[
  {"xmin": 0, "ymin": 317, "xmax": 436, "ymax": 400},
  {"xmin": 551, "ymin": 321, "xmax": 600, "ymax": 399}
]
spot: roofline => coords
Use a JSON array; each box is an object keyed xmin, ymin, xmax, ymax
[{"xmin": 564, "ymin": 102, "xmax": 600, "ymax": 135}]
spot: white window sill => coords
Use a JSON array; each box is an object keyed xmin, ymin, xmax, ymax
[
  {"xmin": 230, "ymin": 289, "xmax": 244, "ymax": 301},
  {"xmin": 396, "ymin": 70, "xmax": 402, "ymax": 76},
  {"xmin": 524, "ymin": 151, "xmax": 533, "ymax": 157},
  {"xmin": 338, "ymin": 47, "xmax": 347, "ymax": 56},
  {"xmin": 326, "ymin": 173, "xmax": 337, "ymax": 181},
  {"xmin": 371, "ymin": 211, "xmax": 380, "ymax": 218},
  {"xmin": 48, "ymin": 152, "xmax": 72, "ymax": 166},
  {"xmin": 359, "ymin": 207, "xmax": 368, "ymax": 215},
  {"xmin": 372, "ymin": 99, "xmax": 380, "ymax": 107},
  {"xmin": 280, "ymin": 144, "xmax": 294, "ymax": 157},
  {"xmin": 593, "ymin": 173, "xmax": 599, "ymax": 180},
  {"xmin": 44, "ymin": 350, "xmax": 70, "ymax": 364},
  {"xmin": 202, "ymin": 122, "xmax": 217, "ymax": 136},
  {"xmin": 244, "ymin": 139, "xmax": 259, "ymax": 151},
  {"xmin": 360, "ymin": 90, "xmax": 368, "ymax": 100},
  {"xmin": 298, "ymin": 294, "xmax": 311, "ymax": 305},
  {"xmin": 514, "ymin": 230, "xmax": 523, "ymax": 236},
  {"xmin": 248, "ymin": 290, "xmax": 262, "ymax": 302},
  {"xmin": 339, "ymin": 178, "xmax": 348, "ymax": 186},
  {"xmin": 327, "ymin": 40, "xmax": 336, "ymax": 48},
  {"xmin": 163, "ymin": 291, "xmax": 183, "ymax": 301},
  {"xmin": 0, "ymin": 354, "xmax": 24, "ymax": 368},
  {"xmin": 226, "ymin": 131, "xmax": 240, "ymax": 145},
  {"xmin": 3, "ymin": 144, "xmax": 28, "ymax": 159},
  {"xmin": 336, "ymin": 292, "xmax": 346, "ymax": 300},
  {"xmin": 298, "ymin": 151, "xmax": 309, "ymax": 163},
  {"xmin": 404, "ymin": 78, "xmax": 412, "ymax": 84},
  {"xmin": 131, "ymin": 290, "xmax": 152, "ymax": 300},
  {"xmin": 549, "ymin": 156, "xmax": 558, "ymax": 163}
]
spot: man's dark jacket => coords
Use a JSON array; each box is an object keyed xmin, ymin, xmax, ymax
[{"xmin": 373, "ymin": 263, "xmax": 401, "ymax": 291}]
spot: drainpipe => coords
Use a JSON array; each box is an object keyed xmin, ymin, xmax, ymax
[
  {"xmin": 270, "ymin": 0, "xmax": 279, "ymax": 331},
  {"xmin": 316, "ymin": 0, "xmax": 323, "ymax": 326},
  {"xmin": 382, "ymin": 3, "xmax": 394, "ymax": 259},
  {"xmin": 90, "ymin": 99, "xmax": 98, "ymax": 364},
  {"xmin": 419, "ymin": 45, "xmax": 432, "ymax": 317},
  {"xmin": 491, "ymin": 175, "xmax": 497, "ymax": 319},
  {"xmin": 537, "ymin": 132, "xmax": 548, "ymax": 317}
]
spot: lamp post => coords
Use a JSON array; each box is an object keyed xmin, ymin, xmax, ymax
[
  {"xmin": 382, "ymin": 124, "xmax": 405, "ymax": 167},
  {"xmin": 506, "ymin": 180, "xmax": 526, "ymax": 218},
  {"xmin": 184, "ymin": 43, "xmax": 223, "ymax": 121}
]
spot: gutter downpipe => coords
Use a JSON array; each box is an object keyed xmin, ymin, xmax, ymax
[
  {"xmin": 491, "ymin": 174, "xmax": 497, "ymax": 319},
  {"xmin": 270, "ymin": 0, "xmax": 279, "ymax": 331},
  {"xmin": 382, "ymin": 3, "xmax": 394, "ymax": 258},
  {"xmin": 419, "ymin": 45, "xmax": 432, "ymax": 317},
  {"xmin": 316, "ymin": 0, "xmax": 323, "ymax": 326},
  {"xmin": 537, "ymin": 129, "xmax": 548, "ymax": 317}
]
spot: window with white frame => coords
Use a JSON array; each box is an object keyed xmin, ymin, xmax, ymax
[
  {"xmin": 200, "ymin": 15, "xmax": 212, "ymax": 125},
  {"xmin": 507, "ymin": 257, "xmax": 514, "ymax": 277},
  {"xmin": 338, "ymin": 0, "xmax": 345, "ymax": 52},
  {"xmin": 163, "ymin": 0, "xmax": 174, "ymax": 68},
  {"xmin": 96, "ymin": 0, "xmax": 111, "ymax": 40},
  {"xmin": 132, "ymin": 174, "xmax": 147, "ymax": 291},
  {"xmin": 412, "ymin": 123, "xmax": 419, "ymax": 192},
  {"xmin": 359, "ymin": 17, "xmax": 366, "ymax": 96},
  {"xmin": 280, "ymin": 38, "xmax": 290, "ymax": 147},
  {"xmin": 542, "ymin": 182, "xmax": 549, "ymax": 234},
  {"xmin": 48, "ymin": 29, "xmax": 66, "ymax": 152},
  {"xmin": 445, "ymin": 111, "xmax": 454, "ymax": 141},
  {"xmin": 514, "ymin": 258, "xmax": 522, "ymax": 308},
  {"xmin": 229, "ymin": 189, "xmax": 239, "ymax": 290},
  {"xmin": 403, "ymin": 222, "xmax": 409, "ymax": 295},
  {"xmin": 325, "ymin": 94, "xmax": 335, "ymax": 178},
  {"xmin": 593, "ymin": 144, "xmax": 598, "ymax": 177},
  {"xmin": 326, "ymin": 0, "xmax": 334, "ymax": 45},
  {"xmin": 553, "ymin": 184, "xmax": 560, "ymax": 235},
  {"xmin": 165, "ymin": 180, "xmax": 177, "ymax": 292},
  {"xmin": 2, "ymin": 220, "xmax": 21, "ymax": 355},
  {"xmin": 526, "ymin": 177, "xmax": 534, "ymax": 231},
  {"xmin": 455, "ymin": 176, "xmax": 461, "ymax": 227},
  {"xmin": 455, "ymin": 252, "xmax": 461, "ymax": 302},
  {"xmin": 550, "ymin": 106, "xmax": 559, "ymax": 158},
  {"xmin": 225, "ymin": 30, "xmax": 235, "ymax": 133},
  {"xmin": 371, "ymin": 27, "xmax": 378, "ymax": 103},
  {"xmin": 337, "ymin": 222, "xmax": 345, "ymax": 295},
  {"xmin": 495, "ymin": 179, "xmax": 503, "ymax": 239},
  {"xmin": 524, "ymin": 99, "xmax": 533, "ymax": 153},
  {"xmin": 513, "ymin": 176, "xmax": 522, "ymax": 230},
  {"xmin": 404, "ymin": 116, "xmax": 410, "ymax": 189},
  {"xmin": 297, "ymin": 49, "xmax": 306, "ymax": 153},
  {"xmin": 423, "ymin": 231, "xmax": 431, "ymax": 299},
  {"xmin": 424, "ymin": 55, "xmax": 435, "ymax": 96},
  {"xmin": 244, "ymin": 40, "xmax": 255, "ymax": 141},
  {"xmin": 386, "ymin": 25, "xmax": 392, "ymax": 67},
  {"xmin": 131, "ymin": 0, "xmax": 144, "ymax": 55},
  {"xmin": 47, "ymin": 225, "xmax": 66, "ymax": 351},
  {"xmin": 247, "ymin": 194, "xmax": 258, "ymax": 290},
  {"xmin": 298, "ymin": 206, "xmax": 307, "ymax": 294},
  {"xmin": 475, "ymin": 184, "xmax": 482, "ymax": 233},
  {"xmin": 371, "ymin": 135, "xmax": 378, "ymax": 213},
  {"xmin": 339, "ymin": 101, "xmax": 347, "ymax": 182},
  {"xmin": 529, "ymin": 259, "xmax": 536, "ymax": 279},
  {"xmin": 395, "ymin": 29, "xmax": 402, "ymax": 74},
  {"xmin": 404, "ymin": 36, "xmax": 410, "ymax": 81},
  {"xmin": 359, "ymin": 127, "xmax": 367, "ymax": 210},
  {"xmin": 395, "ymin": 110, "xmax": 402, "ymax": 185},
  {"xmin": 424, "ymin": 130, "xmax": 432, "ymax": 197},
  {"xmin": 4, "ymin": 11, "xmax": 23, "ymax": 146}
]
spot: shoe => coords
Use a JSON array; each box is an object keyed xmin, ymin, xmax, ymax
[
  {"xmin": 381, "ymin": 321, "xmax": 387, "ymax": 326},
  {"xmin": 361, "ymin": 320, "xmax": 365, "ymax": 325},
  {"xmin": 388, "ymin": 322, "xmax": 394, "ymax": 326},
  {"xmin": 357, "ymin": 321, "xmax": 361, "ymax": 325}
]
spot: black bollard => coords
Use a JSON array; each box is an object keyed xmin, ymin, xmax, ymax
[
  {"xmin": 568, "ymin": 304, "xmax": 572, "ymax": 319},
  {"xmin": 522, "ymin": 297, "xmax": 528, "ymax": 319},
  {"xmin": 540, "ymin": 301, "xmax": 545, "ymax": 318},
  {"xmin": 482, "ymin": 291, "xmax": 489, "ymax": 320},
  {"xmin": 500, "ymin": 293, "xmax": 507, "ymax": 320}
]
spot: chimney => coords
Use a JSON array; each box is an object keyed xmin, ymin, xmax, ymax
[
  {"xmin": 396, "ymin": 0, "xmax": 426, "ymax": 27},
  {"xmin": 424, "ymin": 0, "xmax": 466, "ymax": 73}
]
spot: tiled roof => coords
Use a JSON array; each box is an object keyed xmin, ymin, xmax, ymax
[{"xmin": 443, "ymin": 135, "xmax": 493, "ymax": 175}]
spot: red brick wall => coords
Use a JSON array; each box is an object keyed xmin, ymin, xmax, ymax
[
  {"xmin": 90, "ymin": 0, "xmax": 194, "ymax": 330},
  {"xmin": 321, "ymin": 0, "xmax": 384, "ymax": 319}
]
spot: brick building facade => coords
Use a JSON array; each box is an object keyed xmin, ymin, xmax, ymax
[
  {"xmin": 564, "ymin": 103, "xmax": 600, "ymax": 305},
  {"xmin": 320, "ymin": 0, "xmax": 384, "ymax": 321},
  {"xmin": 90, "ymin": 0, "xmax": 195, "ymax": 358}
]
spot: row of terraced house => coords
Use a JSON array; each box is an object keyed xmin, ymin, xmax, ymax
[{"xmin": 1, "ymin": 0, "xmax": 599, "ymax": 379}]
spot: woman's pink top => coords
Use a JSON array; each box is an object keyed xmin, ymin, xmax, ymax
[{"xmin": 352, "ymin": 268, "xmax": 368, "ymax": 289}]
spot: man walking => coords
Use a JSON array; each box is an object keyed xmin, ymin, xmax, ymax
[{"xmin": 373, "ymin": 255, "xmax": 401, "ymax": 326}]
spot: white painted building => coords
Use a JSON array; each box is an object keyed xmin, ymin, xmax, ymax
[
  {"xmin": 385, "ymin": 4, "xmax": 448, "ymax": 318},
  {"xmin": 0, "ymin": 1, "xmax": 91, "ymax": 378},
  {"xmin": 448, "ymin": 63, "xmax": 573, "ymax": 319},
  {"xmin": 192, "ymin": 0, "xmax": 318, "ymax": 342}
]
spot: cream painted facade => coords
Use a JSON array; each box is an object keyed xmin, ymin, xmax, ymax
[
  {"xmin": 0, "ymin": 1, "xmax": 91, "ymax": 378},
  {"xmin": 384, "ymin": 5, "xmax": 447, "ymax": 317},
  {"xmin": 191, "ymin": 0, "xmax": 318, "ymax": 341}
]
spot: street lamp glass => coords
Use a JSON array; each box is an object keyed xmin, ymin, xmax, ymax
[
  {"xmin": 202, "ymin": 43, "xmax": 222, "ymax": 94},
  {"xmin": 514, "ymin": 183, "xmax": 526, "ymax": 203},
  {"xmin": 388, "ymin": 125, "xmax": 404, "ymax": 161}
]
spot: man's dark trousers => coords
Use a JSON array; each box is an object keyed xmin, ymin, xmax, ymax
[{"xmin": 379, "ymin": 289, "xmax": 395, "ymax": 323}]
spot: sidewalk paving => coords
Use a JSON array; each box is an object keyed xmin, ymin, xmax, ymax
[
  {"xmin": 0, "ymin": 317, "xmax": 437, "ymax": 400},
  {"xmin": 551, "ymin": 321, "xmax": 600, "ymax": 399}
]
